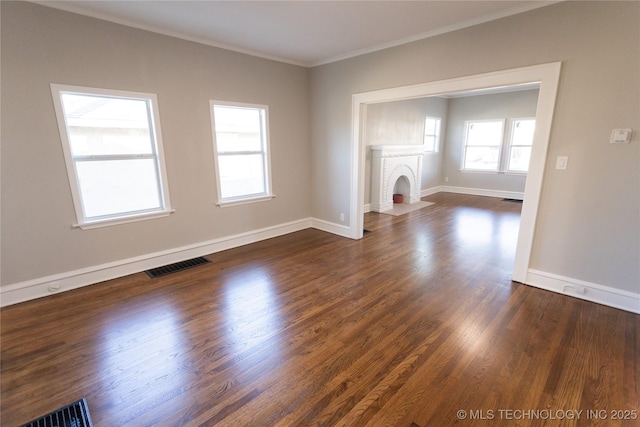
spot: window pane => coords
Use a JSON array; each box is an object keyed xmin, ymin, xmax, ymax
[
  {"xmin": 424, "ymin": 117, "xmax": 440, "ymax": 152},
  {"xmin": 61, "ymin": 94, "xmax": 154, "ymax": 156},
  {"xmin": 508, "ymin": 146, "xmax": 532, "ymax": 172},
  {"xmin": 512, "ymin": 119, "xmax": 535, "ymax": 146},
  {"xmin": 218, "ymin": 154, "xmax": 266, "ymax": 199},
  {"xmin": 213, "ymin": 106, "xmax": 263, "ymax": 152},
  {"xmin": 424, "ymin": 136, "xmax": 436, "ymax": 152},
  {"xmin": 75, "ymin": 159, "xmax": 161, "ymax": 219},
  {"xmin": 464, "ymin": 147, "xmax": 500, "ymax": 170},
  {"xmin": 424, "ymin": 118, "xmax": 437, "ymax": 135},
  {"xmin": 466, "ymin": 121, "xmax": 503, "ymax": 146}
]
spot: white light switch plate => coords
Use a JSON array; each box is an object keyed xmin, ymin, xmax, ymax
[{"xmin": 611, "ymin": 129, "xmax": 632, "ymax": 144}]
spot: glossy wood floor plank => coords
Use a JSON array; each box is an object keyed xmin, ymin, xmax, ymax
[{"xmin": 2, "ymin": 193, "xmax": 638, "ymax": 426}]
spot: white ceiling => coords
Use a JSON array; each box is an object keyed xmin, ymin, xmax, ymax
[{"xmin": 37, "ymin": 1, "xmax": 557, "ymax": 67}]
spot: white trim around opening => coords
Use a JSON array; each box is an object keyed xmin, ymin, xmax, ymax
[{"xmin": 350, "ymin": 62, "xmax": 562, "ymax": 283}]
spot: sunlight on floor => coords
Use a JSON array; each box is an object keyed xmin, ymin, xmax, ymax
[
  {"xmin": 99, "ymin": 303, "xmax": 186, "ymax": 410},
  {"xmin": 222, "ymin": 268, "xmax": 284, "ymax": 359}
]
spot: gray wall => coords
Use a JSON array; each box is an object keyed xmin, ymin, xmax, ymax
[
  {"xmin": 2, "ymin": 1, "xmax": 639, "ymax": 297},
  {"xmin": 364, "ymin": 97, "xmax": 448, "ymax": 204},
  {"xmin": 310, "ymin": 1, "xmax": 639, "ymax": 292},
  {"xmin": 1, "ymin": 2, "xmax": 311, "ymax": 285},
  {"xmin": 443, "ymin": 89, "xmax": 539, "ymax": 193}
]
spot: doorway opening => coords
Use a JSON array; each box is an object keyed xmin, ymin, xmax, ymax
[{"xmin": 350, "ymin": 63, "xmax": 562, "ymax": 282}]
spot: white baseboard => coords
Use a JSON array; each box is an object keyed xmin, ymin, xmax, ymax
[
  {"xmin": 420, "ymin": 186, "xmax": 443, "ymax": 198},
  {"xmin": 6, "ymin": 214, "xmax": 635, "ymax": 316},
  {"xmin": 526, "ymin": 269, "xmax": 640, "ymax": 314},
  {"xmin": 366, "ymin": 185, "xmax": 520, "ymax": 212},
  {"xmin": 1, "ymin": 218, "xmax": 314, "ymax": 307},
  {"xmin": 311, "ymin": 218, "xmax": 352, "ymax": 238},
  {"xmin": 438, "ymin": 185, "xmax": 524, "ymax": 200}
]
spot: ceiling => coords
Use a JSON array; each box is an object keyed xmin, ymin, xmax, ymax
[{"xmin": 37, "ymin": 1, "xmax": 557, "ymax": 67}]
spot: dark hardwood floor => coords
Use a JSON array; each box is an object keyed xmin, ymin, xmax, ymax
[{"xmin": 2, "ymin": 193, "xmax": 638, "ymax": 426}]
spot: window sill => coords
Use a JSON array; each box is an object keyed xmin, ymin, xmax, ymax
[
  {"xmin": 460, "ymin": 169, "xmax": 499, "ymax": 174},
  {"xmin": 73, "ymin": 209, "xmax": 175, "ymax": 230},
  {"xmin": 459, "ymin": 169, "xmax": 528, "ymax": 176},
  {"xmin": 217, "ymin": 194, "xmax": 276, "ymax": 208}
]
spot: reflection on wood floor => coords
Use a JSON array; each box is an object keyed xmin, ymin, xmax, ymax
[{"xmin": 2, "ymin": 193, "xmax": 638, "ymax": 426}]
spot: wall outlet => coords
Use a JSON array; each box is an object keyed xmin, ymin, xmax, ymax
[
  {"xmin": 48, "ymin": 282, "xmax": 61, "ymax": 293},
  {"xmin": 562, "ymin": 284, "xmax": 587, "ymax": 294},
  {"xmin": 445, "ymin": 176, "xmax": 449, "ymax": 182},
  {"xmin": 556, "ymin": 156, "xmax": 568, "ymax": 170},
  {"xmin": 340, "ymin": 213, "xmax": 345, "ymax": 222}
]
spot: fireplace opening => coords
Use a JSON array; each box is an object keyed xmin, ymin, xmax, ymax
[{"xmin": 392, "ymin": 176, "xmax": 410, "ymax": 204}]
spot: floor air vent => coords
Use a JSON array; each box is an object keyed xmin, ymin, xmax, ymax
[
  {"xmin": 146, "ymin": 256, "xmax": 210, "ymax": 278},
  {"xmin": 21, "ymin": 398, "xmax": 93, "ymax": 427}
]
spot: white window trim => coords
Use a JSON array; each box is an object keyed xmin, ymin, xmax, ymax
[
  {"xmin": 51, "ymin": 84, "xmax": 173, "ymax": 229},
  {"xmin": 210, "ymin": 100, "xmax": 274, "ymax": 207},
  {"xmin": 215, "ymin": 194, "xmax": 276, "ymax": 208},
  {"xmin": 73, "ymin": 210, "xmax": 175, "ymax": 230},
  {"xmin": 460, "ymin": 119, "xmax": 505, "ymax": 173}
]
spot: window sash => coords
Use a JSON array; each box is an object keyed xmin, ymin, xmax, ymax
[
  {"xmin": 463, "ymin": 146, "xmax": 501, "ymax": 171},
  {"xmin": 507, "ymin": 146, "xmax": 532, "ymax": 172},
  {"xmin": 74, "ymin": 158, "xmax": 164, "ymax": 219},
  {"xmin": 462, "ymin": 120, "xmax": 504, "ymax": 171},
  {"xmin": 507, "ymin": 118, "xmax": 535, "ymax": 172},
  {"xmin": 423, "ymin": 117, "xmax": 441, "ymax": 152}
]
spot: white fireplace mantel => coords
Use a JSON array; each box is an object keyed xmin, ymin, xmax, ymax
[{"xmin": 370, "ymin": 144, "xmax": 424, "ymax": 213}]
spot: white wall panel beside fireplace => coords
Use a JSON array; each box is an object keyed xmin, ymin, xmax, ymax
[{"xmin": 370, "ymin": 145, "xmax": 424, "ymax": 212}]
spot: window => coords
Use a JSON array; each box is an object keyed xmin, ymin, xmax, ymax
[
  {"xmin": 462, "ymin": 120, "xmax": 505, "ymax": 171},
  {"xmin": 210, "ymin": 102, "xmax": 273, "ymax": 205},
  {"xmin": 51, "ymin": 84, "xmax": 172, "ymax": 229},
  {"xmin": 423, "ymin": 117, "xmax": 441, "ymax": 152},
  {"xmin": 507, "ymin": 118, "xmax": 535, "ymax": 172}
]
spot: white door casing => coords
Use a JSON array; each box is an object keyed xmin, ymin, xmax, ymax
[{"xmin": 350, "ymin": 62, "xmax": 562, "ymax": 283}]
